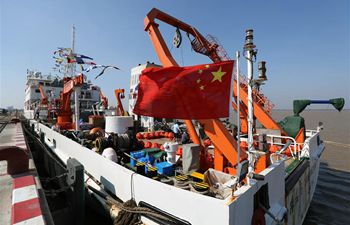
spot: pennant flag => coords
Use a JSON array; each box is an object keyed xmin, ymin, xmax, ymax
[
  {"xmin": 133, "ymin": 60, "xmax": 234, "ymax": 119},
  {"xmin": 74, "ymin": 56, "xmax": 85, "ymax": 64},
  {"xmin": 94, "ymin": 65, "xmax": 120, "ymax": 79},
  {"xmin": 74, "ymin": 53, "xmax": 93, "ymax": 60},
  {"xmin": 85, "ymin": 65, "xmax": 98, "ymax": 72}
]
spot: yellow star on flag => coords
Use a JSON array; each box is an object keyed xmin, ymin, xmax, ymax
[
  {"xmin": 198, "ymin": 69, "xmax": 203, "ymax": 74},
  {"xmin": 211, "ymin": 66, "xmax": 226, "ymax": 83},
  {"xmin": 200, "ymin": 85, "xmax": 205, "ymax": 90},
  {"xmin": 205, "ymin": 65, "xmax": 210, "ymax": 68},
  {"xmin": 197, "ymin": 78, "xmax": 201, "ymax": 83}
]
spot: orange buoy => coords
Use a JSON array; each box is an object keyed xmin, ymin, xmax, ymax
[
  {"xmin": 148, "ymin": 132, "xmax": 154, "ymax": 139},
  {"xmin": 168, "ymin": 132, "xmax": 174, "ymax": 139},
  {"xmin": 152, "ymin": 142, "xmax": 160, "ymax": 148},
  {"xmin": 89, "ymin": 127, "xmax": 104, "ymax": 137},
  {"xmin": 144, "ymin": 141, "xmax": 152, "ymax": 148},
  {"xmin": 154, "ymin": 131, "xmax": 161, "ymax": 138},
  {"xmin": 136, "ymin": 132, "xmax": 143, "ymax": 139},
  {"xmin": 144, "ymin": 132, "xmax": 150, "ymax": 139},
  {"xmin": 160, "ymin": 144, "xmax": 165, "ymax": 151},
  {"xmin": 269, "ymin": 144, "xmax": 279, "ymax": 153}
]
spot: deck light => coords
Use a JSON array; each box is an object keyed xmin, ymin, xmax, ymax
[{"xmin": 244, "ymin": 29, "xmax": 256, "ymax": 51}]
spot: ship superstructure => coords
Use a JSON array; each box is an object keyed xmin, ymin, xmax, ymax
[
  {"xmin": 129, "ymin": 62, "xmax": 162, "ymax": 130},
  {"xmin": 24, "ymin": 69, "xmax": 102, "ymax": 120}
]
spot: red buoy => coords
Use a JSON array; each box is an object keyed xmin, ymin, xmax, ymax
[
  {"xmin": 136, "ymin": 132, "xmax": 143, "ymax": 139},
  {"xmin": 144, "ymin": 141, "xmax": 152, "ymax": 148},
  {"xmin": 148, "ymin": 132, "xmax": 154, "ymax": 139},
  {"xmin": 269, "ymin": 144, "xmax": 279, "ymax": 153},
  {"xmin": 152, "ymin": 142, "xmax": 160, "ymax": 148},
  {"xmin": 168, "ymin": 132, "xmax": 174, "ymax": 139}
]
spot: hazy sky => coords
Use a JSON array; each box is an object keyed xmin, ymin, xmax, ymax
[{"xmin": 0, "ymin": 0, "xmax": 349, "ymax": 109}]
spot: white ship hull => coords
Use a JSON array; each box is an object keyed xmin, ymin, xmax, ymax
[{"xmin": 30, "ymin": 120, "xmax": 323, "ymax": 225}]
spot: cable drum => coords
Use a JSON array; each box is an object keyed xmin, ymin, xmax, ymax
[{"xmin": 116, "ymin": 134, "xmax": 131, "ymax": 149}]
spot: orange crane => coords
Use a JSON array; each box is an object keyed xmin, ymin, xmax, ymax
[
  {"xmin": 114, "ymin": 89, "xmax": 126, "ymax": 116},
  {"xmin": 99, "ymin": 90, "xmax": 109, "ymax": 108},
  {"xmin": 38, "ymin": 84, "xmax": 55, "ymax": 121},
  {"xmin": 56, "ymin": 74, "xmax": 84, "ymax": 130},
  {"xmin": 144, "ymin": 8, "xmax": 286, "ymax": 173},
  {"xmin": 38, "ymin": 85, "xmax": 48, "ymax": 105}
]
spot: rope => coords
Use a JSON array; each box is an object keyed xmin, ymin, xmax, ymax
[{"xmin": 109, "ymin": 198, "xmax": 177, "ymax": 225}]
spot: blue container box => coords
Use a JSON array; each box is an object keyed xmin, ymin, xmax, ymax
[
  {"xmin": 130, "ymin": 150, "xmax": 145, "ymax": 167},
  {"xmin": 155, "ymin": 162, "xmax": 173, "ymax": 176}
]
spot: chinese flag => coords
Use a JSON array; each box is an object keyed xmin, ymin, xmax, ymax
[{"xmin": 133, "ymin": 60, "xmax": 234, "ymax": 119}]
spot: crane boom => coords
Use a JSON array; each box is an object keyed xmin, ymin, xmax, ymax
[
  {"xmin": 38, "ymin": 85, "xmax": 48, "ymax": 105},
  {"xmin": 114, "ymin": 89, "xmax": 126, "ymax": 116},
  {"xmin": 99, "ymin": 90, "xmax": 108, "ymax": 108},
  {"xmin": 56, "ymin": 74, "xmax": 84, "ymax": 130}
]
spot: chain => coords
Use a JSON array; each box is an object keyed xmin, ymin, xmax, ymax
[
  {"xmin": 44, "ymin": 184, "xmax": 72, "ymax": 197},
  {"xmin": 40, "ymin": 172, "xmax": 68, "ymax": 183},
  {"xmin": 42, "ymin": 172, "xmax": 72, "ymax": 197}
]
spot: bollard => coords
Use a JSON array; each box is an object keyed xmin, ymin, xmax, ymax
[{"xmin": 0, "ymin": 146, "xmax": 29, "ymax": 175}]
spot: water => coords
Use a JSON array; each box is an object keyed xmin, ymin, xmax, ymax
[{"xmin": 272, "ymin": 110, "xmax": 350, "ymax": 225}]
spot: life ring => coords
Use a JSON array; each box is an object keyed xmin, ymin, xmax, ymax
[{"xmin": 252, "ymin": 207, "xmax": 266, "ymax": 225}]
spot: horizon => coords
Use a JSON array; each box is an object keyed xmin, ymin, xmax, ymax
[{"xmin": 1, "ymin": 0, "xmax": 349, "ymax": 109}]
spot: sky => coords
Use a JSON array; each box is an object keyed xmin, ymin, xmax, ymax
[{"xmin": 0, "ymin": 0, "xmax": 349, "ymax": 109}]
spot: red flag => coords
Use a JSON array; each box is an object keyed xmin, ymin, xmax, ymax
[{"xmin": 133, "ymin": 60, "xmax": 234, "ymax": 119}]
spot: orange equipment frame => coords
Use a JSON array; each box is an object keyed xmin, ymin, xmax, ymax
[
  {"xmin": 56, "ymin": 74, "xmax": 84, "ymax": 130},
  {"xmin": 39, "ymin": 85, "xmax": 48, "ymax": 105},
  {"xmin": 99, "ymin": 90, "xmax": 109, "ymax": 108},
  {"xmin": 114, "ymin": 89, "xmax": 126, "ymax": 116}
]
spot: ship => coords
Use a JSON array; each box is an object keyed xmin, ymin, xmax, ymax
[
  {"xmin": 24, "ymin": 69, "xmax": 103, "ymax": 121},
  {"xmin": 4, "ymin": 8, "xmax": 345, "ymax": 225}
]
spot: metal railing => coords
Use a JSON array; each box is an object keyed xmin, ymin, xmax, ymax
[{"xmin": 253, "ymin": 134, "xmax": 302, "ymax": 159}]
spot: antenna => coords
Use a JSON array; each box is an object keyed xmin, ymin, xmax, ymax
[
  {"xmin": 72, "ymin": 25, "xmax": 76, "ymax": 53},
  {"xmin": 70, "ymin": 25, "xmax": 76, "ymax": 77}
]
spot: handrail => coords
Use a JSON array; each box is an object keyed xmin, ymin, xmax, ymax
[{"xmin": 253, "ymin": 134, "xmax": 302, "ymax": 159}]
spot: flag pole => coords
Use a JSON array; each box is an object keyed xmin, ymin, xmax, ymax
[{"xmin": 235, "ymin": 51, "xmax": 241, "ymax": 165}]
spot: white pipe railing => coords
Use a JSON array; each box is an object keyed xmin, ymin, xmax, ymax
[{"xmin": 253, "ymin": 134, "xmax": 302, "ymax": 159}]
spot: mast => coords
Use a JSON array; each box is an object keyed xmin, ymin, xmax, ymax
[
  {"xmin": 236, "ymin": 51, "xmax": 241, "ymax": 166},
  {"xmin": 244, "ymin": 29, "xmax": 257, "ymax": 184},
  {"xmin": 72, "ymin": 25, "xmax": 80, "ymax": 130}
]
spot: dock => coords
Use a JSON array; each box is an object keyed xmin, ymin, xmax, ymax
[{"xmin": 0, "ymin": 116, "xmax": 53, "ymax": 225}]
